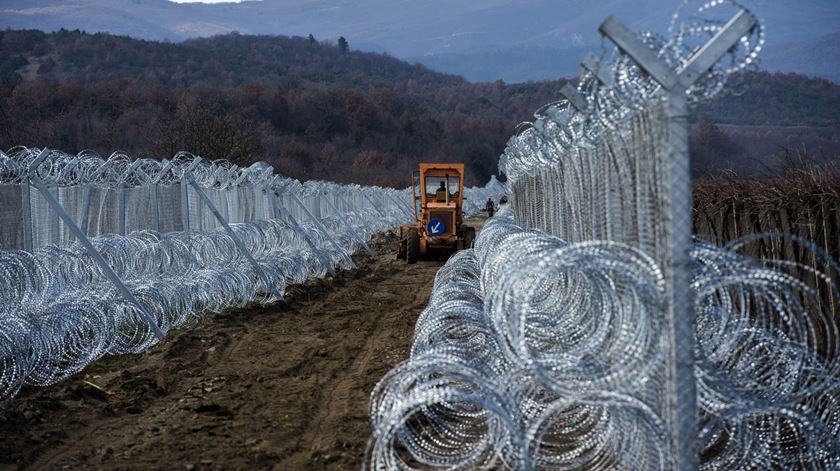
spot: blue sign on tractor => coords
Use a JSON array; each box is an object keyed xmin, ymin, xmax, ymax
[{"xmin": 427, "ymin": 219, "xmax": 446, "ymax": 236}]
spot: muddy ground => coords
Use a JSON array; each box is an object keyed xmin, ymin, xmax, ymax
[{"xmin": 0, "ymin": 230, "xmax": 452, "ymax": 470}]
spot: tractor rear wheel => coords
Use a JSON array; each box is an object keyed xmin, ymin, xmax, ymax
[
  {"xmin": 463, "ymin": 226, "xmax": 476, "ymax": 249},
  {"xmin": 406, "ymin": 228, "xmax": 420, "ymax": 264},
  {"xmin": 397, "ymin": 230, "xmax": 407, "ymax": 259}
]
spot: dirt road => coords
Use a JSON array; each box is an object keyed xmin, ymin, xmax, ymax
[{"xmin": 0, "ymin": 231, "xmax": 445, "ymax": 470}]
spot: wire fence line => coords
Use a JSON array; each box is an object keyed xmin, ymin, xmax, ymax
[
  {"xmin": 368, "ymin": 1, "xmax": 840, "ymax": 469},
  {"xmin": 0, "ymin": 146, "xmax": 504, "ymax": 401},
  {"xmin": 0, "ymin": 147, "xmax": 409, "ymax": 251}
]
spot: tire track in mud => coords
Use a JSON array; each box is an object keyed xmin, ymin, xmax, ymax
[
  {"xmin": 289, "ymin": 268, "xmax": 438, "ymax": 468},
  {"xmin": 0, "ymin": 232, "xmax": 444, "ymax": 470}
]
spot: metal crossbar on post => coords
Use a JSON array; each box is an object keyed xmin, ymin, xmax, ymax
[
  {"xmin": 582, "ymin": 52, "xmax": 615, "ymax": 87},
  {"xmin": 677, "ymin": 10, "xmax": 757, "ymax": 86},
  {"xmin": 599, "ymin": 17, "xmax": 678, "ymax": 90},
  {"xmin": 560, "ymin": 83, "xmax": 588, "ymax": 112}
]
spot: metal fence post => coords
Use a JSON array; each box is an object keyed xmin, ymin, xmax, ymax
[
  {"xmin": 150, "ymin": 160, "xmax": 173, "ymax": 233},
  {"xmin": 186, "ymin": 173, "xmax": 284, "ymax": 301},
  {"xmin": 262, "ymin": 184, "xmax": 337, "ymax": 277},
  {"xmin": 288, "ymin": 193, "xmax": 357, "ymax": 270},
  {"xmin": 178, "ymin": 158, "xmax": 205, "ymax": 233},
  {"xmin": 55, "ymin": 156, "xmax": 81, "ymax": 243},
  {"xmin": 599, "ymin": 11, "xmax": 757, "ymax": 471},
  {"xmin": 81, "ymin": 160, "xmax": 111, "ymax": 238},
  {"xmin": 149, "ymin": 182, "xmax": 160, "ymax": 233},
  {"xmin": 118, "ymin": 160, "xmax": 144, "ymax": 236},
  {"xmin": 79, "ymin": 184, "xmax": 92, "ymax": 237},
  {"xmin": 117, "ymin": 184, "xmax": 126, "ymax": 235},
  {"xmin": 180, "ymin": 179, "xmax": 190, "ymax": 232},
  {"xmin": 323, "ymin": 190, "xmax": 374, "ymax": 256},
  {"xmin": 49, "ymin": 186, "xmax": 60, "ymax": 245},
  {"xmin": 253, "ymin": 183, "xmax": 265, "ymax": 224},
  {"xmin": 560, "ymin": 83, "xmax": 588, "ymax": 112},
  {"xmin": 20, "ymin": 175, "xmax": 33, "ymax": 251}
]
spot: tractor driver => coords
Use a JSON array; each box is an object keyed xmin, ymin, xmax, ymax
[{"xmin": 436, "ymin": 180, "xmax": 447, "ymax": 202}]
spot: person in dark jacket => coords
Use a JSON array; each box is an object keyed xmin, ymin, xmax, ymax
[
  {"xmin": 435, "ymin": 181, "xmax": 447, "ymax": 202},
  {"xmin": 485, "ymin": 198, "xmax": 495, "ymax": 217}
]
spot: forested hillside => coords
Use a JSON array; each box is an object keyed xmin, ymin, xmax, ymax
[
  {"xmin": 693, "ymin": 72, "xmax": 840, "ymax": 127},
  {"xmin": 0, "ymin": 29, "xmax": 569, "ymax": 185},
  {"xmin": 1, "ymin": 29, "xmax": 837, "ymax": 185}
]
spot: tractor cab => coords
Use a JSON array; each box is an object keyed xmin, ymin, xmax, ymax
[{"xmin": 399, "ymin": 163, "xmax": 475, "ymax": 263}]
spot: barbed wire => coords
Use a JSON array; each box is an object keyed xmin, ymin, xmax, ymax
[{"xmin": 368, "ymin": 210, "xmax": 840, "ymax": 469}]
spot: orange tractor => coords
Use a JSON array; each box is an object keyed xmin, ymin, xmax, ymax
[{"xmin": 398, "ymin": 163, "xmax": 476, "ymax": 263}]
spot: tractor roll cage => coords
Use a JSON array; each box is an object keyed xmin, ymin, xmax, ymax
[{"xmin": 411, "ymin": 163, "xmax": 465, "ymax": 223}]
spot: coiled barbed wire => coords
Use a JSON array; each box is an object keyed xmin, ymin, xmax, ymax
[
  {"xmin": 368, "ymin": 211, "xmax": 840, "ymax": 469},
  {"xmin": 0, "ymin": 214, "xmax": 383, "ymax": 399},
  {"xmin": 693, "ymin": 236, "xmax": 840, "ymax": 469},
  {"xmin": 0, "ymin": 148, "xmax": 414, "ymax": 244},
  {"xmin": 0, "ymin": 147, "xmax": 501, "ymax": 251}
]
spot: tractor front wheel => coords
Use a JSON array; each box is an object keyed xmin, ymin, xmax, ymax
[{"xmin": 406, "ymin": 228, "xmax": 420, "ymax": 264}]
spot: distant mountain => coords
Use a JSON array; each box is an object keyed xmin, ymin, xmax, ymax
[
  {"xmin": 0, "ymin": 28, "xmax": 466, "ymax": 89},
  {"xmin": 1, "ymin": 0, "xmax": 838, "ymax": 82},
  {"xmin": 761, "ymin": 31, "xmax": 840, "ymax": 84},
  {"xmin": 407, "ymin": 47, "xmax": 592, "ymax": 84},
  {"xmin": 693, "ymin": 71, "xmax": 840, "ymax": 128}
]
